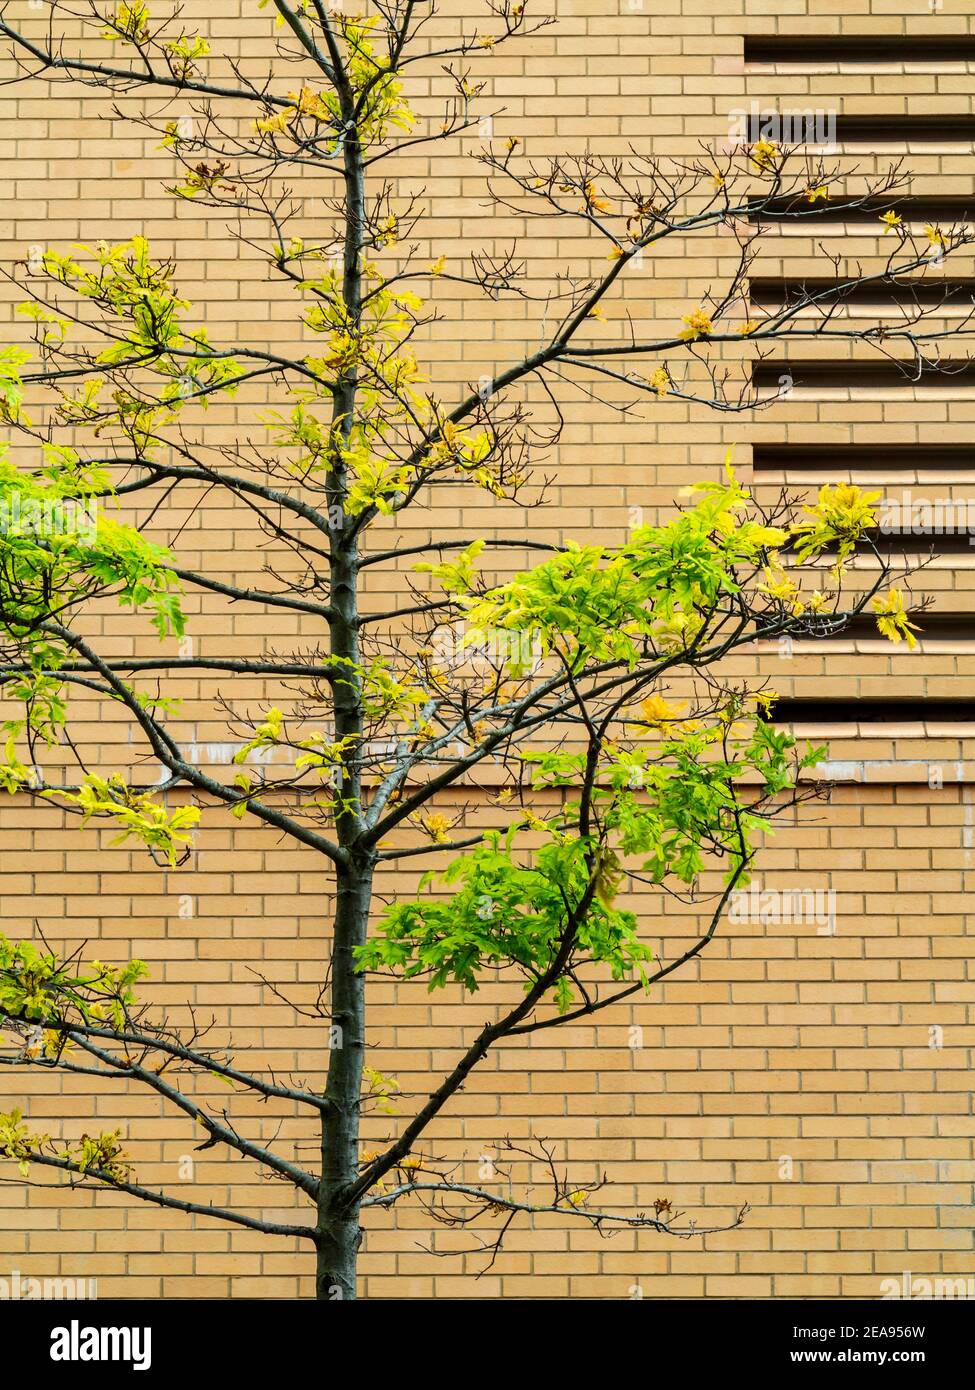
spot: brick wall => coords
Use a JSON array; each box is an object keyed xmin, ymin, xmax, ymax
[{"xmin": 1, "ymin": 0, "xmax": 973, "ymax": 1298}]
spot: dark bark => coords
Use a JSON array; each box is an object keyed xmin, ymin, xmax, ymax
[{"xmin": 316, "ymin": 103, "xmax": 370, "ymax": 1300}]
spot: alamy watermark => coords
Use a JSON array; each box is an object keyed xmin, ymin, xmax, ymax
[
  {"xmin": 728, "ymin": 882, "xmax": 837, "ymax": 935},
  {"xmin": 0, "ymin": 494, "xmax": 98, "ymax": 546},
  {"xmin": 878, "ymin": 491, "xmax": 975, "ymax": 539},
  {"xmin": 0, "ymin": 1268, "xmax": 97, "ymax": 1299},
  {"xmin": 50, "ymin": 1319, "xmax": 151, "ymax": 1371},
  {"xmin": 432, "ymin": 619, "xmax": 541, "ymax": 674},
  {"xmin": 881, "ymin": 1270, "xmax": 975, "ymax": 1300},
  {"xmin": 727, "ymin": 102, "xmax": 837, "ymax": 149}
]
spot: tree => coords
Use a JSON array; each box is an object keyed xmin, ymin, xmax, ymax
[{"xmin": 0, "ymin": 0, "xmax": 964, "ymax": 1301}]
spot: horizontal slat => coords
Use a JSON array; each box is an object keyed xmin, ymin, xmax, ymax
[
  {"xmin": 744, "ymin": 34, "xmax": 975, "ymax": 65},
  {"xmin": 835, "ymin": 612, "xmax": 975, "ymax": 640},
  {"xmin": 747, "ymin": 195, "xmax": 975, "ymax": 225},
  {"xmin": 782, "ymin": 530, "xmax": 975, "ymax": 555},
  {"xmin": 751, "ymin": 444, "xmax": 975, "ymax": 471},
  {"xmin": 752, "ymin": 359, "xmax": 975, "ymax": 391},
  {"xmin": 744, "ymin": 113, "xmax": 975, "ymax": 144},
  {"xmin": 767, "ymin": 697, "xmax": 975, "ymax": 724},
  {"xmin": 749, "ymin": 277, "xmax": 975, "ymax": 308},
  {"xmin": 852, "ymin": 532, "xmax": 974, "ymax": 554}
]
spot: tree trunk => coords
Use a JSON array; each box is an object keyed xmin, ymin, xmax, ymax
[
  {"xmin": 315, "ymin": 1212, "xmax": 361, "ymax": 1300},
  {"xmin": 316, "ymin": 99, "xmax": 369, "ymax": 1302},
  {"xmin": 316, "ymin": 854, "xmax": 373, "ymax": 1299}
]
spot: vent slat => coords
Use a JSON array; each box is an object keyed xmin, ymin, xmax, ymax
[
  {"xmin": 744, "ymin": 35, "xmax": 975, "ymax": 65},
  {"xmin": 826, "ymin": 613, "xmax": 975, "ymax": 641},
  {"xmin": 744, "ymin": 114, "xmax": 975, "ymax": 145},
  {"xmin": 767, "ymin": 697, "xmax": 975, "ymax": 724},
  {"xmin": 752, "ymin": 445, "xmax": 975, "ymax": 471},
  {"xmin": 749, "ymin": 277, "xmax": 975, "ymax": 308},
  {"xmin": 752, "ymin": 360, "xmax": 975, "ymax": 391},
  {"xmin": 832, "ymin": 532, "xmax": 974, "ymax": 555},
  {"xmin": 747, "ymin": 196, "xmax": 975, "ymax": 225}
]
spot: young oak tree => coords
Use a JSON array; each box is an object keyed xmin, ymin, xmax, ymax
[{"xmin": 0, "ymin": 1, "xmax": 964, "ymax": 1299}]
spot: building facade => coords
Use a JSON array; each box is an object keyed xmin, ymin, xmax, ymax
[{"xmin": 1, "ymin": 0, "xmax": 974, "ymax": 1298}]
